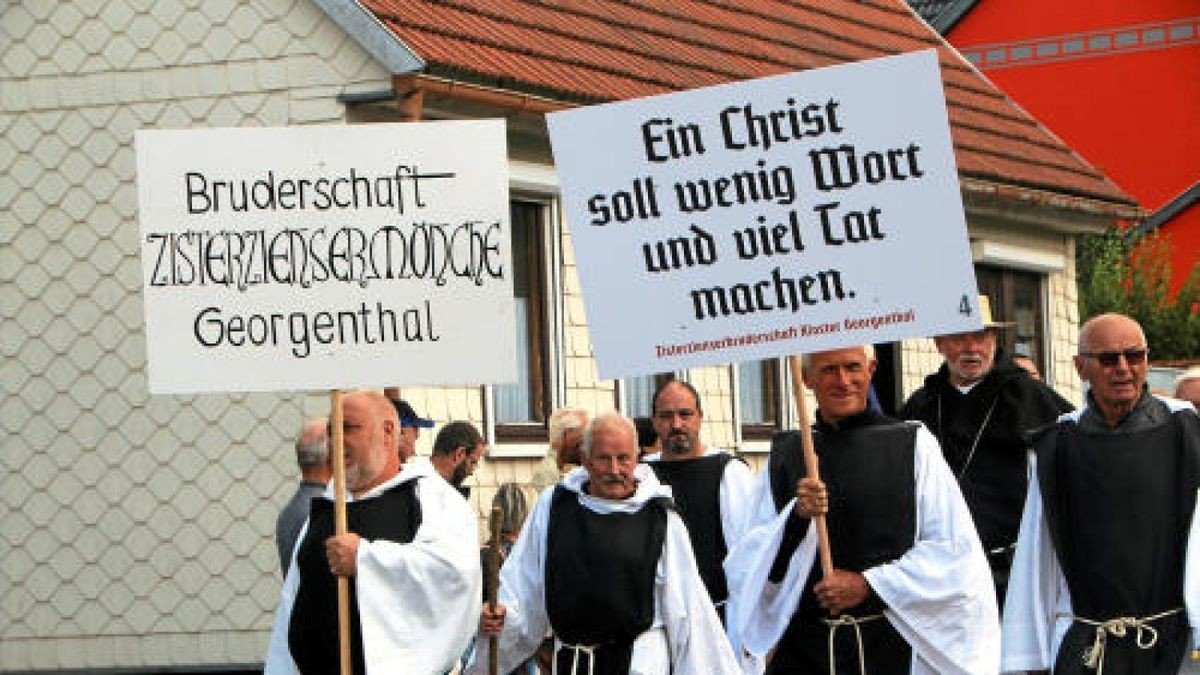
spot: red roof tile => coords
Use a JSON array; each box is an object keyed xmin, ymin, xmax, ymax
[{"xmin": 362, "ymin": 0, "xmax": 1136, "ymax": 207}]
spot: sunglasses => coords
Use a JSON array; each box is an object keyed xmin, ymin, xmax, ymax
[{"xmin": 1079, "ymin": 348, "xmax": 1148, "ymax": 367}]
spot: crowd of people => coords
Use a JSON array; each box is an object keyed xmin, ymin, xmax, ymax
[{"xmin": 265, "ymin": 306, "xmax": 1200, "ymax": 675}]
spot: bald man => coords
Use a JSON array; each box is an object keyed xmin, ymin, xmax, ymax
[
  {"xmin": 276, "ymin": 417, "xmax": 330, "ymax": 575},
  {"xmin": 1003, "ymin": 314, "xmax": 1200, "ymax": 674},
  {"xmin": 266, "ymin": 390, "xmax": 481, "ymax": 675}
]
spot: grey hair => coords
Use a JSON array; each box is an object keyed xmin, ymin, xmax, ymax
[
  {"xmin": 580, "ymin": 411, "xmax": 637, "ymax": 460},
  {"xmin": 548, "ymin": 407, "xmax": 587, "ymax": 448},
  {"xmin": 800, "ymin": 344, "xmax": 876, "ymax": 372},
  {"xmin": 1176, "ymin": 367, "xmax": 1200, "ymax": 388},
  {"xmin": 295, "ymin": 417, "xmax": 329, "ymax": 468}
]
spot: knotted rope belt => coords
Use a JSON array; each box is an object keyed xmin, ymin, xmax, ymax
[
  {"xmin": 557, "ymin": 641, "xmax": 598, "ymax": 675},
  {"xmin": 821, "ymin": 613, "xmax": 884, "ymax": 675},
  {"xmin": 1060, "ymin": 607, "xmax": 1184, "ymax": 674}
]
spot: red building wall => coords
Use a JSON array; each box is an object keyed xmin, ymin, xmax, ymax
[{"xmin": 946, "ymin": 0, "xmax": 1199, "ymax": 289}]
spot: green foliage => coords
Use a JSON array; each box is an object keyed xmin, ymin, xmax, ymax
[{"xmin": 1077, "ymin": 227, "xmax": 1200, "ymax": 360}]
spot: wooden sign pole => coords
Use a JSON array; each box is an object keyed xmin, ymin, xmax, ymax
[
  {"xmin": 787, "ymin": 356, "xmax": 834, "ymax": 577},
  {"xmin": 487, "ymin": 506, "xmax": 502, "ymax": 675},
  {"xmin": 330, "ymin": 389, "xmax": 352, "ymax": 675}
]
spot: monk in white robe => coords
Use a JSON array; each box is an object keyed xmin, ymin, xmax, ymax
[
  {"xmin": 265, "ymin": 391, "xmax": 480, "ymax": 675},
  {"xmin": 466, "ymin": 412, "xmax": 741, "ymax": 675},
  {"xmin": 725, "ymin": 346, "xmax": 999, "ymax": 674},
  {"xmin": 1002, "ymin": 313, "xmax": 1200, "ymax": 674}
]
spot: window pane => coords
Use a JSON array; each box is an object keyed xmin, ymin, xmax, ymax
[
  {"xmin": 494, "ymin": 202, "xmax": 544, "ymax": 425},
  {"xmin": 739, "ymin": 361, "xmax": 766, "ymax": 423},
  {"xmin": 494, "ymin": 298, "xmax": 532, "ymax": 422},
  {"xmin": 739, "ymin": 360, "xmax": 778, "ymax": 425},
  {"xmin": 625, "ymin": 375, "xmax": 657, "ymax": 417}
]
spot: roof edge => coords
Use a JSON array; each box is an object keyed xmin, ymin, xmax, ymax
[
  {"xmin": 930, "ymin": 0, "xmax": 979, "ymax": 33},
  {"xmin": 313, "ymin": 0, "xmax": 425, "ymax": 74},
  {"xmin": 961, "ymin": 176, "xmax": 1146, "ymax": 233},
  {"xmin": 1132, "ymin": 181, "xmax": 1200, "ymax": 237},
  {"xmin": 392, "ymin": 73, "xmax": 576, "ymax": 115}
]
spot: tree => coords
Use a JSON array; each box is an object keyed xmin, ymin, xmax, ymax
[{"xmin": 1078, "ymin": 227, "xmax": 1200, "ymax": 360}]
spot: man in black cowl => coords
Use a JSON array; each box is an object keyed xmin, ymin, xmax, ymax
[
  {"xmin": 1002, "ymin": 313, "xmax": 1200, "ymax": 674},
  {"xmin": 900, "ymin": 295, "xmax": 1072, "ymax": 605}
]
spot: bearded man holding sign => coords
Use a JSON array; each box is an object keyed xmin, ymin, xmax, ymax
[
  {"xmin": 724, "ymin": 345, "xmax": 999, "ymax": 674},
  {"xmin": 265, "ymin": 390, "xmax": 481, "ymax": 675}
]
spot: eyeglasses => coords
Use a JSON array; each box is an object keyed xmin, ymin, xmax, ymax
[{"xmin": 1079, "ymin": 348, "xmax": 1148, "ymax": 367}]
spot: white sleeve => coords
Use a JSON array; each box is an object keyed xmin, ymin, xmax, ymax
[
  {"xmin": 723, "ymin": 461, "xmax": 818, "ymax": 661},
  {"xmin": 720, "ymin": 457, "xmax": 761, "ymax": 550},
  {"xmin": 355, "ymin": 477, "xmax": 483, "ymax": 675},
  {"xmin": 660, "ymin": 511, "xmax": 744, "ymax": 674},
  {"xmin": 999, "ymin": 452, "xmax": 1073, "ymax": 673},
  {"xmin": 264, "ymin": 521, "xmax": 305, "ymax": 675},
  {"xmin": 862, "ymin": 426, "xmax": 1001, "ymax": 675},
  {"xmin": 1187, "ymin": 488, "xmax": 1200, "ymax": 651}
]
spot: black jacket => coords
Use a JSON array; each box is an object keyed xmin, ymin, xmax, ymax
[{"xmin": 900, "ymin": 352, "xmax": 1073, "ymax": 549}]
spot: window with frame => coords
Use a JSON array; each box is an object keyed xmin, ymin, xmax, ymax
[
  {"xmin": 976, "ymin": 265, "xmax": 1046, "ymax": 373},
  {"xmin": 739, "ymin": 358, "xmax": 782, "ymax": 440},
  {"xmin": 492, "ymin": 200, "xmax": 550, "ymax": 440},
  {"xmin": 623, "ymin": 373, "xmax": 674, "ymax": 417}
]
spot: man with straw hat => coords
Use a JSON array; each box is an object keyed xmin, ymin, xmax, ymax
[{"xmin": 900, "ymin": 294, "xmax": 1072, "ymax": 605}]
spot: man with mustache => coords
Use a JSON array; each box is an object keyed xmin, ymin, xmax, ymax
[
  {"xmin": 430, "ymin": 420, "xmax": 486, "ymax": 499},
  {"xmin": 465, "ymin": 412, "xmax": 740, "ymax": 674},
  {"xmin": 643, "ymin": 380, "xmax": 757, "ymax": 628},
  {"xmin": 265, "ymin": 390, "xmax": 481, "ymax": 675},
  {"xmin": 725, "ymin": 345, "xmax": 999, "ymax": 674},
  {"xmin": 900, "ymin": 295, "xmax": 1072, "ymax": 604},
  {"xmin": 1002, "ymin": 313, "xmax": 1200, "ymax": 674}
]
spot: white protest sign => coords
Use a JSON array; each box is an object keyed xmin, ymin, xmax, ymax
[
  {"xmin": 548, "ymin": 49, "xmax": 981, "ymax": 380},
  {"xmin": 136, "ymin": 121, "xmax": 515, "ymax": 394}
]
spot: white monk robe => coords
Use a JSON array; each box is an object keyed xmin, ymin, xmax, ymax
[
  {"xmin": 464, "ymin": 464, "xmax": 742, "ymax": 675},
  {"xmin": 265, "ymin": 461, "xmax": 481, "ymax": 675},
  {"xmin": 724, "ymin": 425, "xmax": 1000, "ymax": 675},
  {"xmin": 1000, "ymin": 399, "xmax": 1200, "ymax": 674},
  {"xmin": 643, "ymin": 448, "xmax": 762, "ymax": 674}
]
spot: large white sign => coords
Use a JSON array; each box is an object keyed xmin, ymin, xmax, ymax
[
  {"xmin": 136, "ymin": 121, "xmax": 515, "ymax": 394},
  {"xmin": 547, "ymin": 50, "xmax": 982, "ymax": 380}
]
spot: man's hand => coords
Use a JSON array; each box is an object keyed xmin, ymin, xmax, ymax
[
  {"xmin": 814, "ymin": 569, "xmax": 870, "ymax": 615},
  {"xmin": 325, "ymin": 533, "xmax": 361, "ymax": 577},
  {"xmin": 794, "ymin": 477, "xmax": 828, "ymax": 519},
  {"xmin": 480, "ymin": 602, "xmax": 507, "ymax": 637}
]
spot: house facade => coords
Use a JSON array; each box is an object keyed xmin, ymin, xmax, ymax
[
  {"xmin": 910, "ymin": 0, "xmax": 1199, "ymax": 291},
  {"xmin": 0, "ymin": 0, "xmax": 1137, "ymax": 671}
]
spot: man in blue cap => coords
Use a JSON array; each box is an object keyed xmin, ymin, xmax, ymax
[{"xmin": 388, "ymin": 394, "xmax": 435, "ymax": 464}]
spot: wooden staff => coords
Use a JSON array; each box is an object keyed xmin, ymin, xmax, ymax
[
  {"xmin": 330, "ymin": 389, "xmax": 352, "ymax": 675},
  {"xmin": 787, "ymin": 356, "xmax": 834, "ymax": 577},
  {"xmin": 487, "ymin": 506, "xmax": 503, "ymax": 675}
]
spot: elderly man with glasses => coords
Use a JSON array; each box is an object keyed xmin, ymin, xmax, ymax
[{"xmin": 1002, "ymin": 313, "xmax": 1200, "ymax": 674}]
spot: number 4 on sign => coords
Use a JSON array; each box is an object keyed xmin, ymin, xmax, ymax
[{"xmin": 959, "ymin": 294, "xmax": 973, "ymax": 316}]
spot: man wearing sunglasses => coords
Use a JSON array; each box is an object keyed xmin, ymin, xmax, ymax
[
  {"xmin": 900, "ymin": 295, "xmax": 1073, "ymax": 606},
  {"xmin": 1002, "ymin": 313, "xmax": 1200, "ymax": 674}
]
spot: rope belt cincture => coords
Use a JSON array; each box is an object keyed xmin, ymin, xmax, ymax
[
  {"xmin": 558, "ymin": 641, "xmax": 598, "ymax": 675},
  {"xmin": 821, "ymin": 613, "xmax": 885, "ymax": 675},
  {"xmin": 1060, "ymin": 607, "xmax": 1184, "ymax": 674}
]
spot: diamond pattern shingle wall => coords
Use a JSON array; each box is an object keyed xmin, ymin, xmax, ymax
[{"xmin": 0, "ymin": 0, "xmax": 392, "ymax": 669}]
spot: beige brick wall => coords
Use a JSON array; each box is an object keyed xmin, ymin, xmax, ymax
[{"xmin": 0, "ymin": 0, "xmax": 393, "ymax": 669}]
